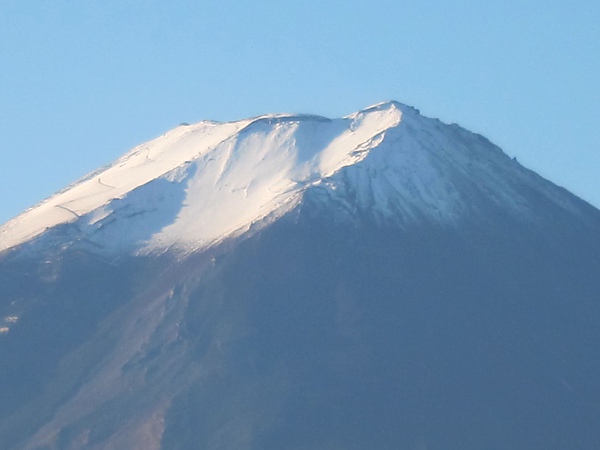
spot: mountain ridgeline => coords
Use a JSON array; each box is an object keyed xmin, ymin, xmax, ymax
[{"xmin": 1, "ymin": 102, "xmax": 600, "ymax": 449}]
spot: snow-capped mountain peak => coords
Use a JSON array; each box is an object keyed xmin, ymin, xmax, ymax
[{"xmin": 0, "ymin": 102, "xmax": 589, "ymax": 256}]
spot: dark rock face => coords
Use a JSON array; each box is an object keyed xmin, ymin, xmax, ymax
[{"xmin": 2, "ymin": 196, "xmax": 600, "ymax": 450}]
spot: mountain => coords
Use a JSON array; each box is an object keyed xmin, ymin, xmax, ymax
[{"xmin": 1, "ymin": 101, "xmax": 600, "ymax": 449}]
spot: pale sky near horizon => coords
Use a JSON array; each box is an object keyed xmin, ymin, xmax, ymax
[{"xmin": 1, "ymin": 0, "xmax": 599, "ymax": 225}]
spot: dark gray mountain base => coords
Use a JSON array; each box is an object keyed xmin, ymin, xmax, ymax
[{"xmin": 1, "ymin": 196, "xmax": 600, "ymax": 449}]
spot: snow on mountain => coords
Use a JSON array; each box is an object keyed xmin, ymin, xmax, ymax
[{"xmin": 0, "ymin": 101, "xmax": 589, "ymax": 256}]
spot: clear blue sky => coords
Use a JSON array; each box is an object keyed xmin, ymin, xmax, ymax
[{"xmin": 1, "ymin": 0, "xmax": 599, "ymax": 225}]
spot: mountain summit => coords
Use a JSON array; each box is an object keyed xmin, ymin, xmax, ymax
[
  {"xmin": 1, "ymin": 103, "xmax": 600, "ymax": 449},
  {"xmin": 1, "ymin": 101, "xmax": 592, "ymax": 256}
]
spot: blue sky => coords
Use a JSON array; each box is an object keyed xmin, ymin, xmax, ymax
[{"xmin": 1, "ymin": 0, "xmax": 599, "ymax": 225}]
